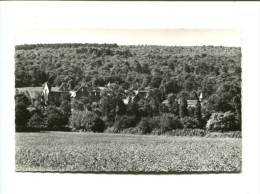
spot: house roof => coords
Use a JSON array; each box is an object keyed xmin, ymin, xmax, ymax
[
  {"xmin": 16, "ymin": 87, "xmax": 43, "ymax": 99},
  {"xmin": 162, "ymin": 99, "xmax": 199, "ymax": 107},
  {"xmin": 51, "ymin": 87, "xmax": 60, "ymax": 92},
  {"xmin": 96, "ymin": 87, "xmax": 106, "ymax": 91},
  {"xmin": 74, "ymin": 86, "xmax": 108, "ymax": 94},
  {"xmin": 187, "ymin": 100, "xmax": 198, "ymax": 107},
  {"xmin": 137, "ymin": 90, "xmax": 149, "ymax": 98},
  {"xmin": 16, "ymin": 87, "xmax": 43, "ymax": 93},
  {"xmin": 162, "ymin": 99, "xmax": 169, "ymax": 104},
  {"xmin": 42, "ymin": 82, "xmax": 60, "ymax": 92},
  {"xmin": 58, "ymin": 83, "xmax": 69, "ymax": 91},
  {"xmin": 187, "ymin": 100, "xmax": 197, "ymax": 104}
]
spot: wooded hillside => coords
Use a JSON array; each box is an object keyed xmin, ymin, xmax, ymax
[{"xmin": 15, "ymin": 44, "xmax": 241, "ymax": 90}]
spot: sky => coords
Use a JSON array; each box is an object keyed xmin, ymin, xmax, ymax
[{"xmin": 15, "ymin": 29, "xmax": 241, "ymax": 47}]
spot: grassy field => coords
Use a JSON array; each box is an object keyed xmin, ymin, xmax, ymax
[{"xmin": 16, "ymin": 132, "xmax": 242, "ymax": 173}]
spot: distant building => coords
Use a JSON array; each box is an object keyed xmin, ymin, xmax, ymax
[
  {"xmin": 16, "ymin": 82, "xmax": 71, "ymax": 106},
  {"xmin": 70, "ymin": 85, "xmax": 107, "ymax": 103},
  {"xmin": 42, "ymin": 82, "xmax": 70, "ymax": 104},
  {"xmin": 16, "ymin": 87, "xmax": 43, "ymax": 100},
  {"xmin": 16, "ymin": 86, "xmax": 43, "ymax": 106},
  {"xmin": 199, "ymin": 92, "xmax": 203, "ymax": 102},
  {"xmin": 162, "ymin": 92, "xmax": 203, "ymax": 108},
  {"xmin": 187, "ymin": 100, "xmax": 198, "ymax": 108},
  {"xmin": 123, "ymin": 89, "xmax": 149, "ymax": 105}
]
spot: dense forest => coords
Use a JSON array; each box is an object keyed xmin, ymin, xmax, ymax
[{"xmin": 15, "ymin": 43, "xmax": 241, "ymax": 134}]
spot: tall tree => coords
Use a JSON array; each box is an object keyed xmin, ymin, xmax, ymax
[
  {"xmin": 231, "ymin": 94, "xmax": 241, "ymax": 130},
  {"xmin": 60, "ymin": 100, "xmax": 72, "ymax": 125},
  {"xmin": 179, "ymin": 98, "xmax": 188, "ymax": 118},
  {"xmin": 15, "ymin": 102, "xmax": 31, "ymax": 131},
  {"xmin": 100, "ymin": 83, "xmax": 125, "ymax": 121},
  {"xmin": 15, "ymin": 93, "xmax": 31, "ymax": 106},
  {"xmin": 167, "ymin": 93, "xmax": 179, "ymax": 116},
  {"xmin": 195, "ymin": 99, "xmax": 202, "ymax": 127}
]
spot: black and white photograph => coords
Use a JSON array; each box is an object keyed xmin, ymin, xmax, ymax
[
  {"xmin": 0, "ymin": 1, "xmax": 260, "ymax": 194},
  {"xmin": 14, "ymin": 28, "xmax": 242, "ymax": 173}
]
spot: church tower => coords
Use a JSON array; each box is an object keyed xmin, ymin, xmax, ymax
[{"xmin": 199, "ymin": 92, "xmax": 203, "ymax": 102}]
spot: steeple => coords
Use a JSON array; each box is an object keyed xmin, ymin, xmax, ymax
[{"xmin": 199, "ymin": 92, "xmax": 203, "ymax": 102}]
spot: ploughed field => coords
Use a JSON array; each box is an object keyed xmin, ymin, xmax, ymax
[{"xmin": 16, "ymin": 132, "xmax": 242, "ymax": 172}]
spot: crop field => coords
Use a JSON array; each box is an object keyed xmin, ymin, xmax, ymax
[{"xmin": 16, "ymin": 132, "xmax": 242, "ymax": 173}]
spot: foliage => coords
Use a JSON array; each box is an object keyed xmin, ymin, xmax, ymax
[
  {"xmin": 45, "ymin": 106, "xmax": 65, "ymax": 130},
  {"xmin": 15, "ymin": 102, "xmax": 31, "ymax": 132},
  {"xmin": 194, "ymin": 99, "xmax": 202, "ymax": 126},
  {"xmin": 99, "ymin": 84, "xmax": 125, "ymax": 122},
  {"xmin": 15, "ymin": 93, "xmax": 31, "ymax": 106},
  {"xmin": 181, "ymin": 117, "xmax": 200, "ymax": 129},
  {"xmin": 104, "ymin": 127, "xmax": 119, "ymax": 134},
  {"xmin": 114, "ymin": 115, "xmax": 137, "ymax": 131},
  {"xmin": 120, "ymin": 127, "xmax": 143, "ymax": 135},
  {"xmin": 231, "ymin": 94, "xmax": 242, "ymax": 130},
  {"xmin": 33, "ymin": 93, "xmax": 46, "ymax": 113},
  {"xmin": 15, "ymin": 44, "xmax": 241, "ymax": 98},
  {"xmin": 206, "ymin": 111, "xmax": 238, "ymax": 132},
  {"xmin": 205, "ymin": 131, "xmax": 242, "ymax": 138},
  {"xmin": 167, "ymin": 93, "xmax": 179, "ymax": 116},
  {"xmin": 159, "ymin": 114, "xmax": 182, "ymax": 133},
  {"xmin": 71, "ymin": 99, "xmax": 85, "ymax": 111},
  {"xmin": 27, "ymin": 113, "xmax": 46, "ymax": 131},
  {"xmin": 15, "ymin": 43, "xmax": 241, "ymax": 131},
  {"xmin": 70, "ymin": 111, "xmax": 105, "ymax": 132},
  {"xmin": 138, "ymin": 117, "xmax": 160, "ymax": 134},
  {"xmin": 179, "ymin": 98, "xmax": 188, "ymax": 118},
  {"xmin": 163, "ymin": 128, "xmax": 208, "ymax": 137},
  {"xmin": 127, "ymin": 97, "xmax": 141, "ymax": 120},
  {"xmin": 60, "ymin": 100, "xmax": 71, "ymax": 126}
]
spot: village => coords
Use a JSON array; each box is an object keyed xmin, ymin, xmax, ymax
[{"xmin": 16, "ymin": 82, "xmax": 203, "ymax": 111}]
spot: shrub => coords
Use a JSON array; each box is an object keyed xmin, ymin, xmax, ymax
[
  {"xmin": 91, "ymin": 116, "xmax": 106, "ymax": 133},
  {"xmin": 27, "ymin": 113, "xmax": 46, "ymax": 131},
  {"xmin": 121, "ymin": 127, "xmax": 143, "ymax": 135},
  {"xmin": 181, "ymin": 117, "xmax": 200, "ymax": 129},
  {"xmin": 60, "ymin": 100, "xmax": 71, "ymax": 126},
  {"xmin": 114, "ymin": 115, "xmax": 136, "ymax": 131},
  {"xmin": 164, "ymin": 128, "xmax": 208, "ymax": 137},
  {"xmin": 179, "ymin": 99, "xmax": 188, "ymax": 118},
  {"xmin": 150, "ymin": 128, "xmax": 165, "ymax": 135},
  {"xmin": 205, "ymin": 131, "xmax": 242, "ymax": 138},
  {"xmin": 71, "ymin": 99, "xmax": 84, "ymax": 111},
  {"xmin": 102, "ymin": 116, "xmax": 115, "ymax": 128},
  {"xmin": 15, "ymin": 102, "xmax": 31, "ymax": 132},
  {"xmin": 206, "ymin": 111, "xmax": 238, "ymax": 132},
  {"xmin": 159, "ymin": 114, "xmax": 182, "ymax": 132},
  {"xmin": 45, "ymin": 106, "xmax": 65, "ymax": 130},
  {"xmin": 15, "ymin": 93, "xmax": 31, "ymax": 106},
  {"xmin": 70, "ymin": 110, "xmax": 85, "ymax": 130},
  {"xmin": 138, "ymin": 117, "xmax": 160, "ymax": 134},
  {"xmin": 70, "ymin": 111, "xmax": 105, "ymax": 132},
  {"xmin": 105, "ymin": 127, "xmax": 119, "ymax": 134}
]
